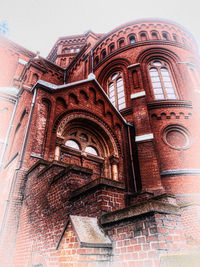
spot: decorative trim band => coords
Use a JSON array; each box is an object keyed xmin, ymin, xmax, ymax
[
  {"xmin": 135, "ymin": 133, "xmax": 154, "ymax": 142},
  {"xmin": 161, "ymin": 169, "xmax": 200, "ymax": 176},
  {"xmin": 131, "ymin": 91, "xmax": 146, "ymax": 99},
  {"xmin": 147, "ymin": 100, "xmax": 192, "ymax": 110}
]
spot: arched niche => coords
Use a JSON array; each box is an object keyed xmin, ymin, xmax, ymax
[{"xmin": 54, "ymin": 112, "xmax": 120, "ymax": 180}]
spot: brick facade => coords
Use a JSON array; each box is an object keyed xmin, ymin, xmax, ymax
[{"xmin": 0, "ymin": 19, "xmax": 200, "ymax": 266}]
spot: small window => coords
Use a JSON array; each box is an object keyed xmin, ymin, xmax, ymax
[
  {"xmin": 65, "ymin": 139, "xmax": 80, "ymax": 150},
  {"xmin": 76, "ymin": 47, "xmax": 80, "ymax": 52},
  {"xmin": 109, "ymin": 43, "xmax": 115, "ymax": 53},
  {"xmin": 140, "ymin": 32, "xmax": 147, "ymax": 41},
  {"xmin": 129, "ymin": 35, "xmax": 136, "ymax": 44},
  {"xmin": 101, "ymin": 49, "xmax": 106, "ymax": 59},
  {"xmin": 70, "ymin": 47, "xmax": 74, "ymax": 53},
  {"xmin": 162, "ymin": 32, "xmax": 169, "ymax": 41},
  {"xmin": 173, "ymin": 34, "xmax": 178, "ymax": 42},
  {"xmin": 118, "ymin": 39, "xmax": 125, "ymax": 48},
  {"xmin": 152, "ymin": 32, "xmax": 158, "ymax": 40},
  {"xmin": 85, "ymin": 146, "xmax": 98, "ymax": 156}
]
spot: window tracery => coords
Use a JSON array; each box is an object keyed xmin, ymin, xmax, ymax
[
  {"xmin": 107, "ymin": 72, "xmax": 126, "ymax": 110},
  {"xmin": 64, "ymin": 130, "xmax": 100, "ymax": 156},
  {"xmin": 148, "ymin": 60, "xmax": 177, "ymax": 100}
]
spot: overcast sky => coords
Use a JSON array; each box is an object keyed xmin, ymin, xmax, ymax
[{"xmin": 0, "ymin": 0, "xmax": 200, "ymax": 57}]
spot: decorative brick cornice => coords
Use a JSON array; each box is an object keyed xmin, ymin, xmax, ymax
[{"xmin": 147, "ymin": 100, "xmax": 192, "ymax": 110}]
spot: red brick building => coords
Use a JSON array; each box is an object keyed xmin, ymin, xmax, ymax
[{"xmin": 0, "ymin": 19, "xmax": 200, "ymax": 267}]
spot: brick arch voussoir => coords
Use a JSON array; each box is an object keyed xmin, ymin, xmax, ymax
[
  {"xmin": 97, "ymin": 58, "xmax": 130, "ymax": 85},
  {"xmin": 137, "ymin": 47, "xmax": 180, "ymax": 65}
]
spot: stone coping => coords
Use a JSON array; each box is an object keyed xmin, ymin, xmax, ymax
[
  {"xmin": 26, "ymin": 159, "xmax": 93, "ymax": 178},
  {"xmin": 100, "ymin": 199, "xmax": 180, "ymax": 225},
  {"xmin": 70, "ymin": 215, "xmax": 112, "ymax": 248},
  {"xmin": 50, "ymin": 164, "xmax": 93, "ymax": 186},
  {"xmin": 69, "ymin": 177, "xmax": 125, "ymax": 199}
]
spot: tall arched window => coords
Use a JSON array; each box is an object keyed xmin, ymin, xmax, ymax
[
  {"xmin": 108, "ymin": 72, "xmax": 126, "ymax": 110},
  {"xmin": 149, "ymin": 60, "xmax": 177, "ymax": 100}
]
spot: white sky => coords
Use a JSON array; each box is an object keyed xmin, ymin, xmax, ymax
[{"xmin": 0, "ymin": 0, "xmax": 200, "ymax": 57}]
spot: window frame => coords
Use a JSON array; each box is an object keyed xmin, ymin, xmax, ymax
[
  {"xmin": 107, "ymin": 71, "xmax": 126, "ymax": 110},
  {"xmin": 148, "ymin": 60, "xmax": 178, "ymax": 100}
]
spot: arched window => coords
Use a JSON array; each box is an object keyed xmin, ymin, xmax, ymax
[
  {"xmin": 118, "ymin": 38, "xmax": 125, "ymax": 48},
  {"xmin": 151, "ymin": 32, "xmax": 158, "ymax": 40},
  {"xmin": 129, "ymin": 35, "xmax": 136, "ymax": 44},
  {"xmin": 94, "ymin": 56, "xmax": 99, "ymax": 66},
  {"xmin": 101, "ymin": 49, "xmax": 106, "ymax": 59},
  {"xmin": 76, "ymin": 47, "xmax": 80, "ymax": 52},
  {"xmin": 65, "ymin": 139, "xmax": 80, "ymax": 150},
  {"xmin": 173, "ymin": 34, "xmax": 178, "ymax": 42},
  {"xmin": 149, "ymin": 60, "xmax": 177, "ymax": 100},
  {"xmin": 70, "ymin": 47, "xmax": 74, "ymax": 53},
  {"xmin": 85, "ymin": 146, "xmax": 98, "ymax": 156},
  {"xmin": 140, "ymin": 32, "xmax": 147, "ymax": 41},
  {"xmin": 65, "ymin": 131, "xmax": 99, "ymax": 156},
  {"xmin": 108, "ymin": 72, "xmax": 126, "ymax": 110},
  {"xmin": 109, "ymin": 43, "xmax": 115, "ymax": 53},
  {"xmin": 162, "ymin": 32, "xmax": 170, "ymax": 41}
]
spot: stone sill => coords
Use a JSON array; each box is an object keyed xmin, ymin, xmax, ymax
[
  {"xmin": 100, "ymin": 199, "xmax": 180, "ymax": 225},
  {"xmin": 69, "ymin": 177, "xmax": 125, "ymax": 200}
]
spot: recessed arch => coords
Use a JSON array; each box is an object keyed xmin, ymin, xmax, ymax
[
  {"xmin": 55, "ymin": 111, "xmax": 120, "ymax": 156},
  {"xmin": 54, "ymin": 110, "xmax": 121, "ymax": 180},
  {"xmin": 137, "ymin": 47, "xmax": 182, "ymax": 100},
  {"xmin": 97, "ymin": 58, "xmax": 130, "ymax": 86}
]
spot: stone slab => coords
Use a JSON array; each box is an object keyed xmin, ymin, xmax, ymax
[{"xmin": 70, "ymin": 215, "xmax": 112, "ymax": 248}]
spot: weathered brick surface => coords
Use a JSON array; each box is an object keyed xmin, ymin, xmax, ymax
[{"xmin": 0, "ymin": 18, "xmax": 200, "ymax": 266}]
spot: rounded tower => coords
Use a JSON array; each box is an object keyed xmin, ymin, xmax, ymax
[{"xmin": 93, "ymin": 18, "xmax": 200, "ymax": 244}]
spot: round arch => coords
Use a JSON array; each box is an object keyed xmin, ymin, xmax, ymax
[
  {"xmin": 136, "ymin": 47, "xmax": 183, "ymax": 100},
  {"xmin": 53, "ymin": 110, "xmax": 121, "ymax": 180}
]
